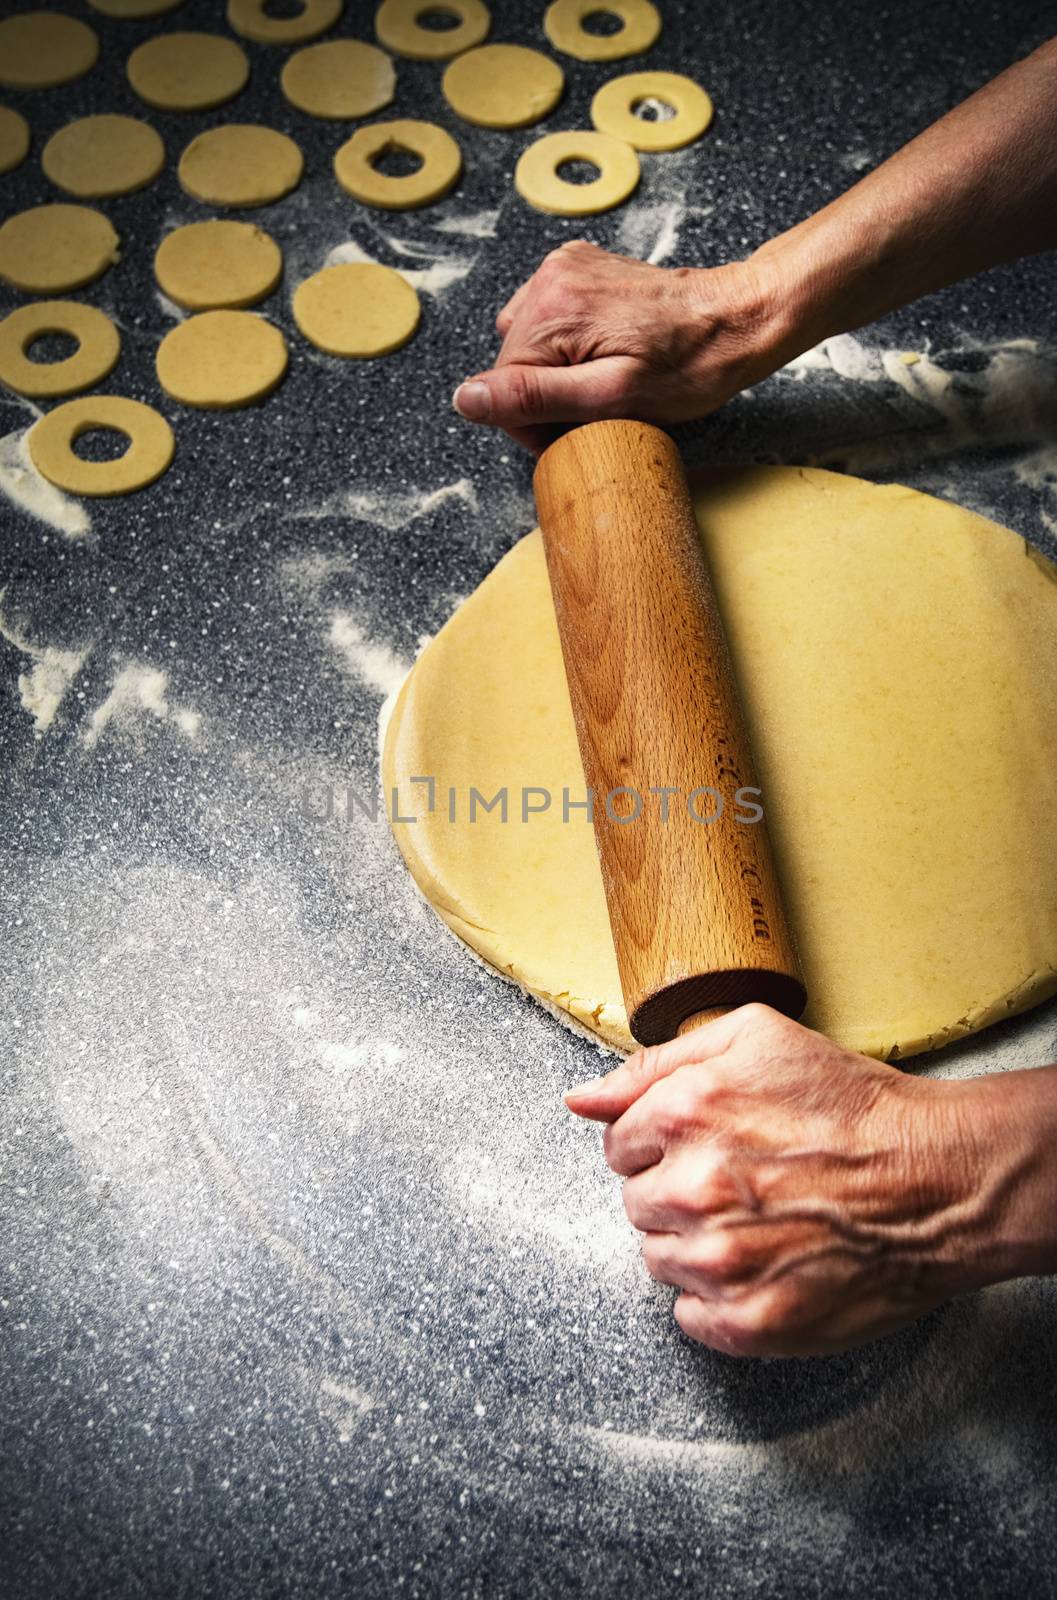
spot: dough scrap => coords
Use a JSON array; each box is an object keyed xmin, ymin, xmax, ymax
[
  {"xmin": 0, "ymin": 12, "xmax": 99, "ymax": 89},
  {"xmin": 178, "ymin": 125, "xmax": 303, "ymax": 208},
  {"xmin": 227, "ymin": 0, "xmax": 341, "ymax": 45},
  {"xmin": 543, "ymin": 0, "xmax": 660, "ymax": 62},
  {"xmin": 0, "ymin": 300, "xmax": 120, "ymax": 398},
  {"xmin": 515, "ymin": 130, "xmax": 639, "ymax": 215},
  {"xmin": 281, "ymin": 40, "xmax": 396, "ymax": 120},
  {"xmin": 442, "ymin": 44, "xmax": 564, "ymax": 129},
  {"xmin": 382, "ymin": 467, "xmax": 1057, "ymax": 1060},
  {"xmin": 29, "ymin": 395, "xmax": 174, "ymax": 496},
  {"xmin": 0, "ymin": 205, "xmax": 119, "ymax": 295},
  {"xmin": 156, "ymin": 309, "xmax": 288, "ymax": 408},
  {"xmin": 127, "ymin": 32, "xmax": 249, "ymax": 111},
  {"xmin": 591, "ymin": 70, "xmax": 713, "ymax": 151},
  {"xmin": 0, "ymin": 107, "xmax": 30, "ymax": 175},
  {"xmin": 43, "ymin": 114, "xmax": 165, "ymax": 199},
  {"xmin": 88, "ymin": 0, "xmax": 182, "ymax": 15},
  {"xmin": 293, "ymin": 261, "xmax": 419, "ymax": 357},
  {"xmin": 334, "ymin": 118, "xmax": 462, "ymax": 210},
  {"xmin": 375, "ymin": 0, "xmax": 489, "ymax": 60},
  {"xmin": 155, "ymin": 220, "xmax": 282, "ymax": 310}
]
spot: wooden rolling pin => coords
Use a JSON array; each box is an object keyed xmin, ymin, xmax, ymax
[{"xmin": 533, "ymin": 420, "xmax": 806, "ymax": 1046}]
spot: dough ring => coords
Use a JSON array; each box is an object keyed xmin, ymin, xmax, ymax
[
  {"xmin": 156, "ymin": 310, "xmax": 288, "ymax": 408},
  {"xmin": 88, "ymin": 0, "xmax": 182, "ymax": 15},
  {"xmin": 43, "ymin": 114, "xmax": 165, "ymax": 199},
  {"xmin": 543, "ymin": 0, "xmax": 660, "ymax": 62},
  {"xmin": 227, "ymin": 0, "xmax": 341, "ymax": 46},
  {"xmin": 0, "ymin": 205, "xmax": 120, "ymax": 295},
  {"xmin": 591, "ymin": 70, "xmax": 713, "ymax": 151},
  {"xmin": 0, "ymin": 300, "xmax": 120, "ymax": 398},
  {"xmin": 178, "ymin": 125, "xmax": 304, "ymax": 208},
  {"xmin": 374, "ymin": 0, "xmax": 489, "ymax": 60},
  {"xmin": 334, "ymin": 119, "xmax": 461, "ymax": 210},
  {"xmin": 281, "ymin": 40, "xmax": 396, "ymax": 120},
  {"xmin": 0, "ymin": 12, "xmax": 99, "ymax": 89},
  {"xmin": 0, "ymin": 107, "xmax": 30, "ymax": 175},
  {"xmin": 442, "ymin": 44, "xmax": 564, "ymax": 129},
  {"xmin": 29, "ymin": 396, "xmax": 174, "ymax": 497},
  {"xmin": 127, "ymin": 32, "xmax": 250, "ymax": 112},
  {"xmin": 515, "ymin": 130, "xmax": 639, "ymax": 216},
  {"xmin": 155, "ymin": 220, "xmax": 282, "ymax": 310},
  {"xmin": 294, "ymin": 262, "xmax": 420, "ymax": 357}
]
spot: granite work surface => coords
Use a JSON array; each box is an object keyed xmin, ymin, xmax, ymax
[{"xmin": 3, "ymin": 0, "xmax": 1057, "ymax": 1595}]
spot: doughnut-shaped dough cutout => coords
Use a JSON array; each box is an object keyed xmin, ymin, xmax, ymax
[
  {"xmin": 375, "ymin": 0, "xmax": 489, "ymax": 61},
  {"xmin": 128, "ymin": 33, "xmax": 249, "ymax": 112},
  {"xmin": 281, "ymin": 40, "xmax": 396, "ymax": 120},
  {"xmin": 178, "ymin": 125, "xmax": 304, "ymax": 209},
  {"xmin": 0, "ymin": 12, "xmax": 99, "ymax": 89},
  {"xmin": 227, "ymin": 0, "xmax": 341, "ymax": 46},
  {"xmin": 591, "ymin": 70, "xmax": 713, "ymax": 151},
  {"xmin": 29, "ymin": 396, "xmax": 174, "ymax": 497},
  {"xmin": 0, "ymin": 107, "xmax": 30, "ymax": 175},
  {"xmin": 0, "ymin": 301, "xmax": 120, "ymax": 398},
  {"xmin": 155, "ymin": 221, "xmax": 282, "ymax": 310},
  {"xmin": 156, "ymin": 310, "xmax": 288, "ymax": 408},
  {"xmin": 334, "ymin": 119, "xmax": 461, "ymax": 210},
  {"xmin": 88, "ymin": 0, "xmax": 183, "ymax": 16},
  {"xmin": 442, "ymin": 44, "xmax": 564, "ymax": 129},
  {"xmin": 43, "ymin": 115, "xmax": 165, "ymax": 199},
  {"xmin": 0, "ymin": 205, "xmax": 119, "ymax": 295},
  {"xmin": 543, "ymin": 0, "xmax": 660, "ymax": 62},
  {"xmin": 514, "ymin": 130, "xmax": 639, "ymax": 216},
  {"xmin": 294, "ymin": 262, "xmax": 420, "ymax": 357}
]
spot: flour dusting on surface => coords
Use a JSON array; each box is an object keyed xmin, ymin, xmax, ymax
[
  {"xmin": 0, "ymin": 427, "xmax": 91, "ymax": 539},
  {"xmin": 84, "ymin": 662, "xmax": 203, "ymax": 747}
]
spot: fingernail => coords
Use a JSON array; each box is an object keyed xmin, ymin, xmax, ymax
[
  {"xmin": 453, "ymin": 381, "xmax": 491, "ymax": 421},
  {"xmin": 565, "ymin": 1074, "xmax": 608, "ymax": 1100}
]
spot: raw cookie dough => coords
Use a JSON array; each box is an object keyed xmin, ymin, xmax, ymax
[
  {"xmin": 29, "ymin": 395, "xmax": 174, "ymax": 496},
  {"xmin": 293, "ymin": 262, "xmax": 419, "ymax": 356},
  {"xmin": 515, "ymin": 130, "xmax": 639, "ymax": 215},
  {"xmin": 0, "ymin": 12, "xmax": 99, "ymax": 89},
  {"xmin": 155, "ymin": 220, "xmax": 282, "ymax": 309},
  {"xmin": 43, "ymin": 114, "xmax": 165, "ymax": 199},
  {"xmin": 0, "ymin": 107, "xmax": 30, "ymax": 175},
  {"xmin": 0, "ymin": 300, "xmax": 120, "ymax": 397},
  {"xmin": 543, "ymin": 0, "xmax": 660, "ymax": 62},
  {"xmin": 442, "ymin": 44, "xmax": 564, "ymax": 129},
  {"xmin": 334, "ymin": 119, "xmax": 461, "ymax": 210},
  {"xmin": 127, "ymin": 32, "xmax": 249, "ymax": 111},
  {"xmin": 591, "ymin": 70, "xmax": 713, "ymax": 151},
  {"xmin": 383, "ymin": 466, "xmax": 1057, "ymax": 1060},
  {"xmin": 0, "ymin": 205, "xmax": 119, "ymax": 295},
  {"xmin": 156, "ymin": 310, "xmax": 288, "ymax": 407},
  {"xmin": 375, "ymin": 0, "xmax": 489, "ymax": 60},
  {"xmin": 227, "ymin": 0, "xmax": 341, "ymax": 44},
  {"xmin": 88, "ymin": 0, "xmax": 183, "ymax": 15},
  {"xmin": 281, "ymin": 40, "xmax": 395, "ymax": 120},
  {"xmin": 178, "ymin": 125, "xmax": 304, "ymax": 209}
]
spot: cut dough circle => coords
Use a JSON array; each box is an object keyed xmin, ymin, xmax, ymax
[
  {"xmin": 43, "ymin": 114, "xmax": 165, "ymax": 199},
  {"xmin": 155, "ymin": 220, "xmax": 282, "ymax": 310},
  {"xmin": 281, "ymin": 39, "xmax": 396, "ymax": 120},
  {"xmin": 334, "ymin": 119, "xmax": 462, "ymax": 210},
  {"xmin": 294, "ymin": 262, "xmax": 419, "ymax": 357},
  {"xmin": 0, "ymin": 300, "xmax": 120, "ymax": 398},
  {"xmin": 591, "ymin": 70, "xmax": 713, "ymax": 151},
  {"xmin": 0, "ymin": 205, "xmax": 119, "ymax": 295},
  {"xmin": 227, "ymin": 0, "xmax": 341, "ymax": 46},
  {"xmin": 0, "ymin": 12, "xmax": 99, "ymax": 89},
  {"xmin": 156, "ymin": 310, "xmax": 288, "ymax": 408},
  {"xmin": 88, "ymin": 0, "xmax": 183, "ymax": 15},
  {"xmin": 515, "ymin": 130, "xmax": 639, "ymax": 215},
  {"xmin": 383, "ymin": 467, "xmax": 1057, "ymax": 1061},
  {"xmin": 0, "ymin": 107, "xmax": 30, "ymax": 175},
  {"xmin": 29, "ymin": 396, "xmax": 174, "ymax": 497},
  {"xmin": 543, "ymin": 0, "xmax": 660, "ymax": 62},
  {"xmin": 127, "ymin": 32, "xmax": 249, "ymax": 112},
  {"xmin": 375, "ymin": 0, "xmax": 489, "ymax": 60},
  {"xmin": 178, "ymin": 125, "xmax": 304, "ymax": 209},
  {"xmin": 442, "ymin": 44, "xmax": 564, "ymax": 129}
]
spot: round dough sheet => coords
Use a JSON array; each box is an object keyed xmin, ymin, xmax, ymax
[
  {"xmin": 382, "ymin": 466, "xmax": 1057, "ymax": 1060},
  {"xmin": 442, "ymin": 44, "xmax": 564, "ymax": 129},
  {"xmin": 43, "ymin": 114, "xmax": 165, "ymax": 198},
  {"xmin": 281, "ymin": 40, "xmax": 395, "ymax": 120}
]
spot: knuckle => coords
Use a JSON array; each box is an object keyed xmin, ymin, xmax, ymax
[
  {"xmin": 693, "ymin": 1230, "xmax": 748, "ymax": 1284},
  {"xmin": 641, "ymin": 1235, "xmax": 673, "ymax": 1281},
  {"xmin": 507, "ymin": 367, "xmax": 546, "ymax": 418}
]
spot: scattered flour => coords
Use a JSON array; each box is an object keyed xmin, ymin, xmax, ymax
[
  {"xmin": 328, "ymin": 612, "xmax": 408, "ymax": 696},
  {"xmin": 326, "ymin": 236, "xmax": 475, "ymax": 297},
  {"xmin": 0, "ymin": 426, "xmax": 91, "ymax": 539},
  {"xmin": 432, "ymin": 208, "xmax": 501, "ymax": 239},
  {"xmin": 0, "ymin": 596, "xmax": 90, "ymax": 734},
  {"xmin": 84, "ymin": 661, "xmax": 203, "ymax": 747},
  {"xmin": 295, "ymin": 477, "xmax": 479, "ymax": 532}
]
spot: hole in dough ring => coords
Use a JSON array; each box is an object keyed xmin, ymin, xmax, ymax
[
  {"xmin": 226, "ymin": 0, "xmax": 342, "ymax": 47},
  {"xmin": 0, "ymin": 300, "xmax": 120, "ymax": 398},
  {"xmin": 156, "ymin": 309, "xmax": 288, "ymax": 409},
  {"xmin": 155, "ymin": 220, "xmax": 283, "ymax": 311},
  {"xmin": 441, "ymin": 44, "xmax": 564, "ymax": 129},
  {"xmin": 43, "ymin": 114, "xmax": 166, "ymax": 199},
  {"xmin": 543, "ymin": 0, "xmax": 660, "ymax": 62},
  {"xmin": 515, "ymin": 130, "xmax": 639, "ymax": 216},
  {"xmin": 0, "ymin": 107, "xmax": 31, "ymax": 176},
  {"xmin": 591, "ymin": 70, "xmax": 713, "ymax": 151},
  {"xmin": 177, "ymin": 125, "xmax": 304, "ymax": 209},
  {"xmin": 280, "ymin": 40, "xmax": 396, "ymax": 121},
  {"xmin": 0, "ymin": 204, "xmax": 120, "ymax": 295},
  {"xmin": 374, "ymin": 0, "xmax": 490, "ymax": 61},
  {"xmin": 29, "ymin": 396, "xmax": 174, "ymax": 497},
  {"xmin": 127, "ymin": 32, "xmax": 250, "ymax": 112},
  {"xmin": 294, "ymin": 262, "xmax": 420, "ymax": 358},
  {"xmin": 334, "ymin": 119, "xmax": 462, "ymax": 210},
  {"xmin": 0, "ymin": 13, "xmax": 100, "ymax": 90}
]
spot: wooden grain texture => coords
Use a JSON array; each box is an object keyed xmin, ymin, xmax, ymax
[{"xmin": 533, "ymin": 420, "xmax": 806, "ymax": 1045}]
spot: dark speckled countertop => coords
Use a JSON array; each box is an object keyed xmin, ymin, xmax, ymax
[{"xmin": 3, "ymin": 1, "xmax": 1057, "ymax": 1596}]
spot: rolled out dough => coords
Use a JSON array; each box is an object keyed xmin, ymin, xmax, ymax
[
  {"xmin": 127, "ymin": 32, "xmax": 249, "ymax": 111},
  {"xmin": 0, "ymin": 205, "xmax": 119, "ymax": 295},
  {"xmin": 154, "ymin": 220, "xmax": 282, "ymax": 309},
  {"xmin": 0, "ymin": 12, "xmax": 99, "ymax": 89},
  {"xmin": 441, "ymin": 44, "xmax": 564, "ymax": 129},
  {"xmin": 156, "ymin": 310, "xmax": 287, "ymax": 408},
  {"xmin": 280, "ymin": 40, "xmax": 396, "ymax": 120},
  {"xmin": 178, "ymin": 125, "xmax": 303, "ymax": 208},
  {"xmin": 382, "ymin": 467, "xmax": 1057, "ymax": 1060},
  {"xmin": 0, "ymin": 107, "xmax": 31, "ymax": 175},
  {"xmin": 43, "ymin": 114, "xmax": 165, "ymax": 198}
]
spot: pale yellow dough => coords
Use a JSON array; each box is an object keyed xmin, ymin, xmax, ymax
[
  {"xmin": 543, "ymin": 0, "xmax": 660, "ymax": 62},
  {"xmin": 155, "ymin": 220, "xmax": 282, "ymax": 310},
  {"xmin": 156, "ymin": 310, "xmax": 288, "ymax": 408},
  {"xmin": 29, "ymin": 396, "xmax": 174, "ymax": 497},
  {"xmin": 128, "ymin": 32, "xmax": 249, "ymax": 111},
  {"xmin": 294, "ymin": 262, "xmax": 419, "ymax": 357},
  {"xmin": 0, "ymin": 12, "xmax": 99, "ymax": 89},
  {"xmin": 88, "ymin": 0, "xmax": 183, "ymax": 16},
  {"xmin": 227, "ymin": 0, "xmax": 341, "ymax": 45},
  {"xmin": 515, "ymin": 130, "xmax": 639, "ymax": 215},
  {"xmin": 591, "ymin": 70, "xmax": 713, "ymax": 151},
  {"xmin": 43, "ymin": 115, "xmax": 165, "ymax": 199},
  {"xmin": 334, "ymin": 119, "xmax": 462, "ymax": 210},
  {"xmin": 382, "ymin": 467, "xmax": 1057, "ymax": 1060},
  {"xmin": 375, "ymin": 0, "xmax": 489, "ymax": 60},
  {"xmin": 0, "ymin": 205, "xmax": 119, "ymax": 295},
  {"xmin": 0, "ymin": 107, "xmax": 30, "ymax": 175},
  {"xmin": 178, "ymin": 125, "xmax": 304, "ymax": 209},
  {"xmin": 281, "ymin": 40, "xmax": 396, "ymax": 120},
  {"xmin": 0, "ymin": 300, "xmax": 120, "ymax": 397},
  {"xmin": 442, "ymin": 44, "xmax": 564, "ymax": 129}
]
